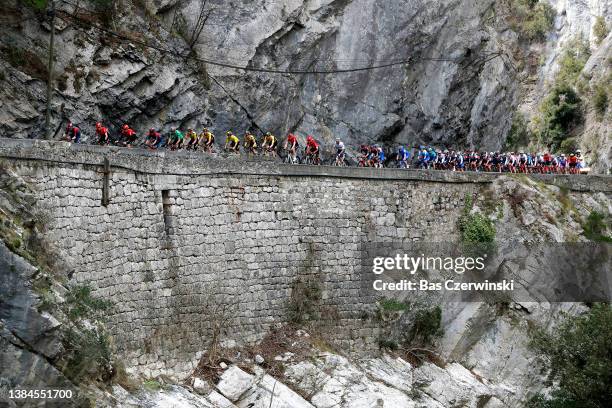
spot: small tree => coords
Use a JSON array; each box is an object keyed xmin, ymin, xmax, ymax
[
  {"xmin": 529, "ymin": 304, "xmax": 612, "ymax": 408},
  {"xmin": 187, "ymin": 0, "xmax": 214, "ymax": 49},
  {"xmin": 593, "ymin": 16, "xmax": 609, "ymax": 45},
  {"xmin": 201, "ymin": 286, "xmax": 236, "ymax": 365},
  {"xmin": 538, "ymin": 84, "xmax": 582, "ymax": 150}
]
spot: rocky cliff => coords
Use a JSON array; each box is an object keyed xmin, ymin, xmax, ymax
[{"xmin": 0, "ymin": 0, "xmax": 609, "ymax": 169}]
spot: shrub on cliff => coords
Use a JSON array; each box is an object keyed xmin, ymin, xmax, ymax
[
  {"xmin": 537, "ymin": 84, "xmax": 583, "ymax": 150},
  {"xmin": 509, "ymin": 0, "xmax": 556, "ymax": 42},
  {"xmin": 556, "ymin": 37, "xmax": 591, "ymax": 86},
  {"xmin": 528, "ymin": 304, "xmax": 612, "ymax": 408},
  {"xmin": 593, "ymin": 16, "xmax": 609, "ymax": 46},
  {"xmin": 582, "ymin": 211, "xmax": 612, "ymax": 243},
  {"xmin": 18, "ymin": 0, "xmax": 47, "ymax": 10},
  {"xmin": 408, "ymin": 306, "xmax": 443, "ymax": 345},
  {"xmin": 505, "ymin": 112, "xmax": 532, "ymax": 150},
  {"xmin": 592, "ymin": 83, "xmax": 609, "ymax": 119}
]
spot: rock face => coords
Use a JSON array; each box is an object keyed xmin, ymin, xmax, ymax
[{"xmin": 1, "ymin": 0, "xmax": 607, "ymax": 158}]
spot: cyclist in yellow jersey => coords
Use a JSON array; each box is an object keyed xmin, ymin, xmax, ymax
[
  {"xmin": 224, "ymin": 131, "xmax": 240, "ymax": 153},
  {"xmin": 200, "ymin": 128, "xmax": 215, "ymax": 153},
  {"xmin": 244, "ymin": 131, "xmax": 257, "ymax": 155},
  {"xmin": 186, "ymin": 128, "xmax": 198, "ymax": 150},
  {"xmin": 262, "ymin": 132, "xmax": 278, "ymax": 157}
]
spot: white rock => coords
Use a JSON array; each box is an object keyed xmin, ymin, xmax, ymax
[
  {"xmin": 206, "ymin": 390, "xmax": 237, "ymax": 408},
  {"xmin": 236, "ymin": 374, "xmax": 315, "ymax": 408},
  {"xmin": 216, "ymin": 366, "xmax": 255, "ymax": 402},
  {"xmin": 255, "ymin": 354, "xmax": 265, "ymax": 365},
  {"xmin": 193, "ymin": 377, "xmax": 210, "ymax": 395}
]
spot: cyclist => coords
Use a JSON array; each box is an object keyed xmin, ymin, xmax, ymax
[
  {"xmin": 120, "ymin": 124, "xmax": 137, "ymax": 146},
  {"xmin": 417, "ymin": 147, "xmax": 429, "ymax": 169},
  {"xmin": 334, "ymin": 139, "xmax": 346, "ymax": 165},
  {"xmin": 200, "ymin": 128, "xmax": 215, "ymax": 153},
  {"xmin": 225, "ymin": 131, "xmax": 240, "ymax": 153},
  {"xmin": 169, "ymin": 128, "xmax": 184, "ymax": 150},
  {"xmin": 377, "ymin": 146, "xmax": 385, "ymax": 168},
  {"xmin": 95, "ymin": 122, "xmax": 109, "ymax": 145},
  {"xmin": 358, "ymin": 144, "xmax": 370, "ymax": 167},
  {"xmin": 65, "ymin": 121, "xmax": 81, "ymax": 143},
  {"xmin": 454, "ymin": 151, "xmax": 465, "ymax": 171},
  {"xmin": 305, "ymin": 135, "xmax": 320, "ymax": 164},
  {"xmin": 185, "ymin": 128, "xmax": 199, "ymax": 150},
  {"xmin": 283, "ymin": 133, "xmax": 299, "ymax": 162},
  {"xmin": 145, "ymin": 128, "xmax": 161, "ymax": 149},
  {"xmin": 244, "ymin": 131, "xmax": 258, "ymax": 154},
  {"xmin": 262, "ymin": 132, "xmax": 278, "ymax": 156}
]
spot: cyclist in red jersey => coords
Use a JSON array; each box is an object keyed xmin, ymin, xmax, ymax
[
  {"xmin": 121, "ymin": 124, "xmax": 137, "ymax": 146},
  {"xmin": 284, "ymin": 133, "xmax": 299, "ymax": 162},
  {"xmin": 65, "ymin": 121, "xmax": 81, "ymax": 143},
  {"xmin": 95, "ymin": 122, "xmax": 109, "ymax": 145},
  {"xmin": 305, "ymin": 136, "xmax": 320, "ymax": 164}
]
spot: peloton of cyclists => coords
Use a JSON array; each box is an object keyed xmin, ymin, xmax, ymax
[{"xmin": 60, "ymin": 120, "xmax": 590, "ymax": 173}]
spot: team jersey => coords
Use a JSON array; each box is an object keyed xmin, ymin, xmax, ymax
[
  {"xmin": 174, "ymin": 130, "xmax": 184, "ymax": 140},
  {"xmin": 122, "ymin": 128, "xmax": 135, "ymax": 138},
  {"xmin": 186, "ymin": 131, "xmax": 197, "ymax": 140},
  {"xmin": 245, "ymin": 134, "xmax": 257, "ymax": 146},
  {"xmin": 287, "ymin": 134, "xmax": 297, "ymax": 145},
  {"xmin": 201, "ymin": 132, "xmax": 214, "ymax": 143},
  {"xmin": 226, "ymin": 134, "xmax": 239, "ymax": 144},
  {"xmin": 265, "ymin": 135, "xmax": 276, "ymax": 144}
]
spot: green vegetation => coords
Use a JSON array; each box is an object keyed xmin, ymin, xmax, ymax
[
  {"xmin": 528, "ymin": 304, "xmax": 612, "ymax": 408},
  {"xmin": 505, "ymin": 112, "xmax": 531, "ymax": 150},
  {"xmin": 581, "ymin": 211, "xmax": 612, "ymax": 243},
  {"xmin": 143, "ymin": 379, "xmax": 163, "ymax": 391},
  {"xmin": 60, "ymin": 285, "xmax": 115, "ymax": 382},
  {"xmin": 378, "ymin": 339, "xmax": 399, "ymax": 350},
  {"xmin": 458, "ymin": 198, "xmax": 496, "ymax": 245},
  {"xmin": 556, "ymin": 38, "xmax": 591, "ymax": 86},
  {"xmin": 90, "ymin": 0, "xmax": 115, "ymax": 10},
  {"xmin": 63, "ymin": 325, "xmax": 113, "ymax": 382},
  {"xmin": 380, "ymin": 298, "xmax": 409, "ymax": 312},
  {"xmin": 19, "ymin": 0, "xmax": 48, "ymax": 10},
  {"xmin": 558, "ymin": 137, "xmax": 578, "ymax": 154},
  {"xmin": 64, "ymin": 284, "xmax": 113, "ymax": 321},
  {"xmin": 408, "ymin": 306, "xmax": 443, "ymax": 345},
  {"xmin": 509, "ymin": 0, "xmax": 556, "ymax": 41},
  {"xmin": 4, "ymin": 46, "xmax": 26, "ymax": 68},
  {"xmin": 287, "ymin": 276, "xmax": 322, "ymax": 324},
  {"xmin": 592, "ymin": 83, "xmax": 609, "ymax": 118},
  {"xmin": 537, "ymin": 84, "xmax": 583, "ymax": 150},
  {"xmin": 534, "ymin": 37, "xmax": 590, "ymax": 150},
  {"xmin": 593, "ymin": 16, "xmax": 609, "ymax": 46}
]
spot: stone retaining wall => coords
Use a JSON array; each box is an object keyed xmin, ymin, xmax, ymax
[{"xmin": 1, "ymin": 139, "xmax": 610, "ymax": 378}]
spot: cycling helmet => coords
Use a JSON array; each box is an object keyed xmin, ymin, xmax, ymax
[
  {"xmin": 96, "ymin": 122, "xmax": 102, "ymax": 128},
  {"xmin": 226, "ymin": 131, "xmax": 232, "ymax": 135}
]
